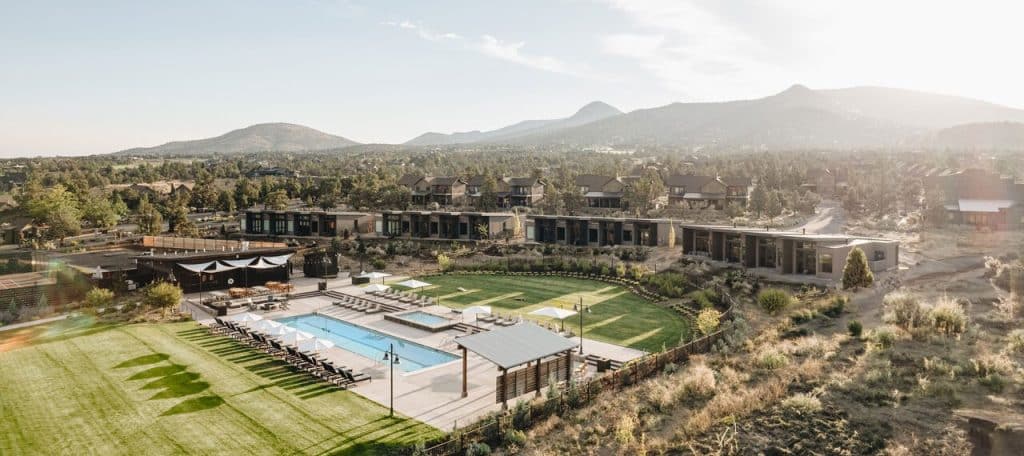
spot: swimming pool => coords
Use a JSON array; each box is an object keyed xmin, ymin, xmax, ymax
[
  {"xmin": 276, "ymin": 313, "xmax": 458, "ymax": 372},
  {"xmin": 401, "ymin": 311, "xmax": 449, "ymax": 326}
]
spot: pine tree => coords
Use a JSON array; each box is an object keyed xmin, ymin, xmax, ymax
[
  {"xmin": 748, "ymin": 185, "xmax": 767, "ymax": 218},
  {"xmin": 842, "ymin": 247, "xmax": 874, "ymax": 290}
]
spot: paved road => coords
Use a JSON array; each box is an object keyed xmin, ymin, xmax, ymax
[{"xmin": 797, "ymin": 199, "xmax": 845, "ymax": 234}]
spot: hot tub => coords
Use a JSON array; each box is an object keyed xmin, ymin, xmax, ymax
[{"xmin": 385, "ymin": 310, "xmax": 459, "ymax": 332}]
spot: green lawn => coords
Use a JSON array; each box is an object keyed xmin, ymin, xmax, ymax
[
  {"xmin": 0, "ymin": 319, "xmax": 441, "ymax": 455},
  {"xmin": 394, "ymin": 274, "xmax": 690, "ymax": 352}
]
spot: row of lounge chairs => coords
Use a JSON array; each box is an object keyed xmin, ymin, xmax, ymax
[
  {"xmin": 475, "ymin": 312, "xmax": 522, "ymax": 327},
  {"xmin": 367, "ymin": 289, "xmax": 433, "ymax": 307},
  {"xmin": 210, "ymin": 318, "xmax": 370, "ymax": 388},
  {"xmin": 332, "ymin": 295, "xmax": 385, "ymax": 313}
]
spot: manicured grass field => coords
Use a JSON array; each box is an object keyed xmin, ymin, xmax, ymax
[
  {"xmin": 0, "ymin": 319, "xmax": 441, "ymax": 455},
  {"xmin": 396, "ymin": 274, "xmax": 690, "ymax": 352}
]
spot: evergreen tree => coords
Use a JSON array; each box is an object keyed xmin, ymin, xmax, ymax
[
  {"xmin": 748, "ymin": 185, "xmax": 767, "ymax": 218},
  {"xmin": 842, "ymin": 247, "xmax": 874, "ymax": 290},
  {"xmin": 764, "ymin": 191, "xmax": 783, "ymax": 225},
  {"xmin": 478, "ymin": 174, "xmax": 499, "ymax": 210}
]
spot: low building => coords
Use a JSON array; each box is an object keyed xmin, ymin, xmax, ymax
[
  {"xmin": 246, "ymin": 165, "xmax": 297, "ymax": 178},
  {"xmin": 528, "ymin": 215, "xmax": 672, "ymax": 247},
  {"xmin": 666, "ymin": 175, "xmax": 750, "ymax": 209},
  {"xmin": 377, "ymin": 211, "xmax": 520, "ymax": 241},
  {"xmin": 242, "ymin": 209, "xmax": 375, "ymax": 238},
  {"xmin": 934, "ymin": 169, "xmax": 1023, "ymax": 230},
  {"xmin": 135, "ymin": 247, "xmax": 296, "ymax": 293},
  {"xmin": 680, "ymin": 225, "xmax": 898, "ymax": 283}
]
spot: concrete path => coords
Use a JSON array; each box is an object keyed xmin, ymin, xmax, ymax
[
  {"xmin": 798, "ymin": 199, "xmax": 845, "ymax": 234},
  {"xmin": 0, "ymin": 314, "xmax": 70, "ymax": 333}
]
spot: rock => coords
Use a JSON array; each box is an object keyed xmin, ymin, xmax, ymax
[{"xmin": 956, "ymin": 409, "xmax": 1024, "ymax": 456}]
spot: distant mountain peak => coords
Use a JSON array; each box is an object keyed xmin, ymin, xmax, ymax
[
  {"xmin": 404, "ymin": 101, "xmax": 622, "ymax": 145},
  {"xmin": 115, "ymin": 123, "xmax": 359, "ymax": 156},
  {"xmin": 781, "ymin": 84, "xmax": 812, "ymax": 94},
  {"xmin": 573, "ymin": 101, "xmax": 622, "ymax": 118}
]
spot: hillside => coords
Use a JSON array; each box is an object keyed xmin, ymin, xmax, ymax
[
  {"xmin": 115, "ymin": 123, "xmax": 359, "ymax": 156},
  {"xmin": 928, "ymin": 121, "xmax": 1024, "ymax": 149},
  {"xmin": 506, "ymin": 85, "xmax": 1024, "ymax": 149},
  {"xmin": 404, "ymin": 101, "xmax": 622, "ymax": 146}
]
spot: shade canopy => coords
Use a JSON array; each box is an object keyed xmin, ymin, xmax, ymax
[
  {"xmin": 529, "ymin": 307, "xmax": 578, "ymax": 320},
  {"xmin": 261, "ymin": 254, "xmax": 293, "ymax": 265},
  {"xmin": 356, "ymin": 271, "xmax": 391, "ymax": 279},
  {"xmin": 279, "ymin": 330, "xmax": 314, "ymax": 345},
  {"xmin": 456, "ymin": 322, "xmax": 578, "ymax": 370},
  {"xmin": 228, "ymin": 312, "xmax": 263, "ymax": 324},
  {"xmin": 264, "ymin": 324, "xmax": 295, "ymax": 337},
  {"xmin": 221, "ymin": 258, "xmax": 257, "ymax": 268},
  {"xmin": 248, "ymin": 258, "xmax": 283, "ymax": 269},
  {"xmin": 463, "ymin": 305, "xmax": 492, "ymax": 316},
  {"xmin": 178, "ymin": 261, "xmax": 216, "ymax": 274},
  {"xmin": 364, "ymin": 284, "xmax": 390, "ymax": 292},
  {"xmin": 396, "ymin": 279, "xmax": 431, "ymax": 289},
  {"xmin": 250, "ymin": 319, "xmax": 283, "ymax": 333},
  {"xmin": 298, "ymin": 338, "xmax": 335, "ymax": 353}
]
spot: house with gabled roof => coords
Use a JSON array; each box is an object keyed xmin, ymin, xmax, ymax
[
  {"xmin": 665, "ymin": 175, "xmax": 749, "ymax": 209},
  {"xmin": 575, "ymin": 174, "xmax": 633, "ymax": 209}
]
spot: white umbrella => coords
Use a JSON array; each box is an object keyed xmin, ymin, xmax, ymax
[
  {"xmin": 279, "ymin": 330, "xmax": 314, "ymax": 346},
  {"xmin": 529, "ymin": 307, "xmax": 578, "ymax": 320},
  {"xmin": 364, "ymin": 284, "xmax": 390, "ymax": 292},
  {"xmin": 297, "ymin": 337, "xmax": 335, "ymax": 354},
  {"xmin": 396, "ymin": 279, "xmax": 431, "ymax": 289},
  {"xmin": 229, "ymin": 312, "xmax": 264, "ymax": 325},
  {"xmin": 463, "ymin": 305, "xmax": 492, "ymax": 321},
  {"xmin": 357, "ymin": 271, "xmax": 391, "ymax": 279},
  {"xmin": 264, "ymin": 325, "xmax": 295, "ymax": 337},
  {"xmin": 250, "ymin": 319, "xmax": 283, "ymax": 333}
]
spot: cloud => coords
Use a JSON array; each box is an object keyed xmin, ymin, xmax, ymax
[{"xmin": 382, "ymin": 19, "xmax": 601, "ymax": 79}]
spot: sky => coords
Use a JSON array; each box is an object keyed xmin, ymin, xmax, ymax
[{"xmin": 1, "ymin": 0, "xmax": 1022, "ymax": 157}]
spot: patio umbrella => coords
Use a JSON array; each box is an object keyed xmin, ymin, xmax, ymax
[
  {"xmin": 264, "ymin": 324, "xmax": 295, "ymax": 337},
  {"xmin": 229, "ymin": 312, "xmax": 264, "ymax": 325},
  {"xmin": 364, "ymin": 283, "xmax": 390, "ymax": 292},
  {"xmin": 462, "ymin": 305, "xmax": 492, "ymax": 322},
  {"xmin": 250, "ymin": 319, "xmax": 283, "ymax": 333},
  {"xmin": 356, "ymin": 271, "xmax": 391, "ymax": 284},
  {"xmin": 279, "ymin": 330, "xmax": 314, "ymax": 346},
  {"xmin": 396, "ymin": 279, "xmax": 431, "ymax": 289},
  {"xmin": 529, "ymin": 307, "xmax": 578, "ymax": 331},
  {"xmin": 297, "ymin": 337, "xmax": 335, "ymax": 354}
]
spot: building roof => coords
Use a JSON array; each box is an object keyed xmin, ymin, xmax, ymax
[
  {"xmin": 951, "ymin": 199, "xmax": 1016, "ymax": 213},
  {"xmin": 456, "ymin": 322, "xmax": 578, "ymax": 369},
  {"xmin": 575, "ymin": 174, "xmax": 615, "ymax": 189},
  {"xmin": 431, "ymin": 176, "xmax": 465, "ymax": 186},
  {"xmin": 720, "ymin": 176, "xmax": 751, "ymax": 187},
  {"xmin": 584, "ymin": 191, "xmax": 622, "ymax": 198},
  {"xmin": 664, "ymin": 175, "xmax": 713, "ymax": 188},
  {"xmin": 0, "ymin": 272, "xmax": 56, "ymax": 290},
  {"xmin": 397, "ymin": 174, "xmax": 426, "ymax": 186},
  {"xmin": 507, "ymin": 177, "xmax": 541, "ymax": 186}
]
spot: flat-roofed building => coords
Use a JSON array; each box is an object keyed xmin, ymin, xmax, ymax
[
  {"xmin": 527, "ymin": 215, "xmax": 672, "ymax": 247},
  {"xmin": 680, "ymin": 225, "xmax": 898, "ymax": 284},
  {"xmin": 242, "ymin": 209, "xmax": 375, "ymax": 238},
  {"xmin": 377, "ymin": 211, "xmax": 521, "ymax": 241}
]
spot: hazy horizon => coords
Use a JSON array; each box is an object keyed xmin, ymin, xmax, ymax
[{"xmin": 2, "ymin": 1, "xmax": 1022, "ymax": 157}]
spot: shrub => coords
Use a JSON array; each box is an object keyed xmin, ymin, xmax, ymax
[
  {"xmin": 84, "ymin": 287, "xmax": 115, "ymax": 309},
  {"xmin": 681, "ymin": 362, "xmax": 717, "ymax": 398},
  {"xmin": 437, "ymin": 253, "xmax": 453, "ymax": 272},
  {"xmin": 758, "ymin": 288, "xmax": 792, "ymax": 314},
  {"xmin": 503, "ymin": 429, "xmax": 527, "ymax": 448},
  {"xmin": 790, "ymin": 309, "xmax": 816, "ymax": 324},
  {"xmin": 842, "ymin": 247, "xmax": 874, "ymax": 289},
  {"xmin": 144, "ymin": 282, "xmax": 183, "ymax": 317},
  {"xmin": 511, "ymin": 401, "xmax": 531, "ymax": 430},
  {"xmin": 466, "ymin": 442, "xmax": 491, "ymax": 456},
  {"xmin": 781, "ymin": 393, "xmax": 822, "ymax": 414},
  {"xmin": 871, "ymin": 327, "xmax": 897, "ymax": 349},
  {"xmin": 371, "ymin": 258, "xmax": 387, "ymax": 270},
  {"xmin": 979, "ymin": 374, "xmax": 1007, "ymax": 392},
  {"xmin": 695, "ymin": 308, "xmax": 722, "ymax": 335},
  {"xmin": 689, "ymin": 289, "xmax": 716, "ymax": 309},
  {"xmin": 821, "ymin": 295, "xmax": 847, "ymax": 318},
  {"xmin": 848, "ymin": 320, "xmax": 863, "ymax": 337},
  {"xmin": 929, "ymin": 297, "xmax": 967, "ymax": 337},
  {"xmin": 755, "ymin": 349, "xmax": 789, "ymax": 370},
  {"xmin": 1007, "ymin": 329, "xmax": 1024, "ymax": 353},
  {"xmin": 614, "ymin": 263, "xmax": 626, "ymax": 278},
  {"xmin": 614, "ymin": 413, "xmax": 637, "ymax": 444},
  {"xmin": 883, "ymin": 292, "xmax": 926, "ymax": 330}
]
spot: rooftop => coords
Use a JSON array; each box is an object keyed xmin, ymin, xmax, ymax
[{"xmin": 456, "ymin": 322, "xmax": 578, "ymax": 370}]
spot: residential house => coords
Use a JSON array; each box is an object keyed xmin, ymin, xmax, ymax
[
  {"xmin": 398, "ymin": 174, "xmax": 433, "ymax": 205},
  {"xmin": 576, "ymin": 175, "xmax": 630, "ymax": 208},
  {"xmin": 246, "ymin": 165, "xmax": 297, "ymax": 178},
  {"xmin": 507, "ymin": 177, "xmax": 545, "ymax": 207},
  {"xmin": 665, "ymin": 175, "xmax": 750, "ymax": 209},
  {"xmin": 934, "ymin": 168, "xmax": 1023, "ymax": 230},
  {"xmin": 429, "ymin": 176, "xmax": 467, "ymax": 206},
  {"xmin": 801, "ymin": 168, "xmax": 838, "ymax": 196},
  {"xmin": 466, "ymin": 175, "xmax": 511, "ymax": 208}
]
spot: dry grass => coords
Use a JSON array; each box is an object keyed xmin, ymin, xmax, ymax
[{"xmin": 781, "ymin": 393, "xmax": 823, "ymax": 414}]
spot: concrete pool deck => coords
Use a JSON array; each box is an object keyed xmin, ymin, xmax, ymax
[{"xmin": 183, "ymin": 275, "xmax": 646, "ymax": 430}]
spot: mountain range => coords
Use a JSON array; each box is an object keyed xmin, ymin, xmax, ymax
[
  {"xmin": 114, "ymin": 86, "xmax": 1024, "ymax": 155},
  {"xmin": 115, "ymin": 123, "xmax": 359, "ymax": 156}
]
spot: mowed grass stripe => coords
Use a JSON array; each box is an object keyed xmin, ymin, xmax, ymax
[
  {"xmin": 0, "ymin": 321, "xmax": 441, "ymax": 456},
  {"xmin": 407, "ymin": 275, "xmax": 690, "ymax": 352}
]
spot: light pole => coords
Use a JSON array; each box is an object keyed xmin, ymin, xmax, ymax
[
  {"xmin": 572, "ymin": 296, "xmax": 591, "ymax": 355},
  {"xmin": 382, "ymin": 343, "xmax": 401, "ymax": 417}
]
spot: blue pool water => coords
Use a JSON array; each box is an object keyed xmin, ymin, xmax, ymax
[
  {"xmin": 276, "ymin": 313, "xmax": 458, "ymax": 372},
  {"xmin": 399, "ymin": 311, "xmax": 450, "ymax": 326}
]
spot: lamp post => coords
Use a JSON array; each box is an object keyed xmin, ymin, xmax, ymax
[
  {"xmin": 572, "ymin": 296, "xmax": 591, "ymax": 355},
  {"xmin": 382, "ymin": 343, "xmax": 401, "ymax": 417}
]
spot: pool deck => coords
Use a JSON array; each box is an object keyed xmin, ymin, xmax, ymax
[{"xmin": 183, "ymin": 275, "xmax": 646, "ymax": 430}]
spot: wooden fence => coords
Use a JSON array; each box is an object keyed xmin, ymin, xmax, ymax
[
  {"xmin": 141, "ymin": 236, "xmax": 285, "ymax": 251},
  {"xmin": 420, "ymin": 289, "xmax": 736, "ymax": 455}
]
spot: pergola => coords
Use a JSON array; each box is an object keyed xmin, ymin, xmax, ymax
[{"xmin": 455, "ymin": 322, "xmax": 578, "ymax": 409}]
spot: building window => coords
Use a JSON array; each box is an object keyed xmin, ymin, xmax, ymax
[
  {"xmin": 873, "ymin": 250, "xmax": 885, "ymax": 261},
  {"xmin": 459, "ymin": 223, "xmax": 468, "ymax": 235},
  {"xmin": 556, "ymin": 227, "xmax": 565, "ymax": 241},
  {"xmin": 430, "ymin": 222, "xmax": 438, "ymax": 235},
  {"xmin": 588, "ymin": 228, "xmax": 598, "ymax": 243},
  {"xmin": 623, "ymin": 230, "xmax": 632, "ymax": 242},
  {"xmin": 820, "ymin": 254, "xmax": 833, "ymax": 273}
]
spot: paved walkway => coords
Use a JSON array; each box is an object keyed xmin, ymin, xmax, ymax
[{"xmin": 0, "ymin": 314, "xmax": 70, "ymax": 333}]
